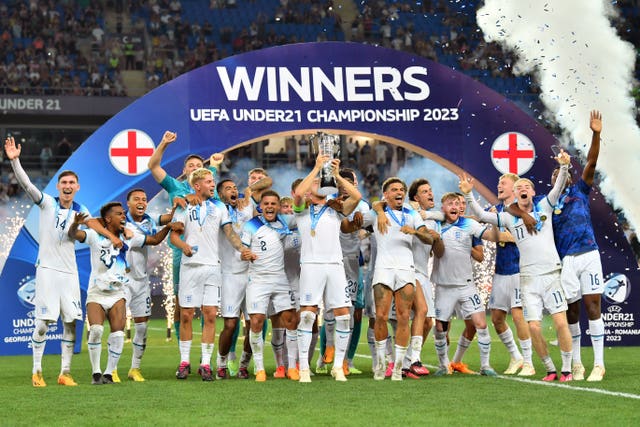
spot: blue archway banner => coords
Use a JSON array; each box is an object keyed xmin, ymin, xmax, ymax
[{"xmin": 1, "ymin": 42, "xmax": 637, "ymax": 354}]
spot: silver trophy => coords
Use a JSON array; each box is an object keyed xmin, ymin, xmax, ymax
[{"xmin": 310, "ymin": 132, "xmax": 341, "ymax": 196}]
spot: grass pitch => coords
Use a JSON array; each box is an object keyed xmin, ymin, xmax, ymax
[{"xmin": 1, "ymin": 317, "xmax": 638, "ymax": 426}]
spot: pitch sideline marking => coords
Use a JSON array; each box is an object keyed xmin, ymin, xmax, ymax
[
  {"xmin": 353, "ymin": 351, "xmax": 640, "ymax": 400},
  {"xmin": 148, "ymin": 327, "xmax": 639, "ymax": 400}
]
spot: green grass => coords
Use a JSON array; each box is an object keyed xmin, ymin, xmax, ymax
[{"xmin": 2, "ymin": 317, "xmax": 639, "ymax": 426}]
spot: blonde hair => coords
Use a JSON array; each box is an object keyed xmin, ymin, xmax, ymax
[
  {"xmin": 280, "ymin": 196, "xmax": 294, "ymax": 205},
  {"xmin": 514, "ymin": 178, "xmax": 534, "ymax": 189},
  {"xmin": 499, "ymin": 173, "xmax": 519, "ymax": 183},
  {"xmin": 189, "ymin": 168, "xmax": 213, "ymax": 187},
  {"xmin": 441, "ymin": 192, "xmax": 459, "ymax": 203}
]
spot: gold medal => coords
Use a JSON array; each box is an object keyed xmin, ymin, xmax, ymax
[
  {"xmin": 498, "ymin": 242, "xmax": 505, "ymax": 247},
  {"xmin": 311, "ymin": 229, "xmax": 316, "ymax": 237},
  {"xmin": 540, "ymin": 215, "xmax": 547, "ymax": 222},
  {"xmin": 554, "ymin": 209, "xmax": 562, "ymax": 215}
]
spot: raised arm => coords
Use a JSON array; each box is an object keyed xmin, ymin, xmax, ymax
[
  {"xmin": 583, "ymin": 110, "xmax": 602, "ymax": 186},
  {"xmin": 5, "ymin": 137, "xmax": 42, "ymax": 203},
  {"xmin": 341, "ymin": 211, "xmax": 363, "ymax": 233},
  {"xmin": 147, "ymin": 131, "xmax": 177, "ymax": 183},
  {"xmin": 547, "ymin": 151, "xmax": 571, "ymax": 205},
  {"xmin": 459, "ymin": 174, "xmax": 500, "ymax": 226},
  {"xmin": 293, "ymin": 153, "xmax": 326, "ymax": 206},
  {"xmin": 145, "ymin": 223, "xmax": 180, "ymax": 246},
  {"xmin": 333, "ymin": 159, "xmax": 362, "ymax": 215}
]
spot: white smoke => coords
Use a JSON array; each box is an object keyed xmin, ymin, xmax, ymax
[{"xmin": 477, "ymin": 0, "xmax": 640, "ymax": 230}]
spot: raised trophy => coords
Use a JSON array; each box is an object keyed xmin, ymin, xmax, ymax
[{"xmin": 310, "ymin": 132, "xmax": 341, "ymax": 196}]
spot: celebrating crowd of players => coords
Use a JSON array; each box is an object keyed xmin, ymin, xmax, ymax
[{"xmin": 5, "ymin": 110, "xmax": 607, "ymax": 386}]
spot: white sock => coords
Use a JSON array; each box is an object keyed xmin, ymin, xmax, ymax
[
  {"xmin": 239, "ymin": 350, "xmax": 251, "ymax": 369},
  {"xmin": 403, "ymin": 346, "xmax": 412, "ymax": 370},
  {"xmin": 386, "ymin": 335, "xmax": 394, "ymax": 363},
  {"xmin": 560, "ymin": 351, "xmax": 572, "ymax": 373},
  {"xmin": 375, "ymin": 340, "xmax": 387, "ymax": 370},
  {"xmin": 179, "ymin": 340, "xmax": 192, "ymax": 364},
  {"xmin": 285, "ymin": 329, "xmax": 298, "ymax": 369},
  {"xmin": 201, "ymin": 343, "xmax": 214, "ymax": 367},
  {"xmin": 249, "ymin": 330, "xmax": 264, "ymax": 372},
  {"xmin": 367, "ymin": 327, "xmax": 377, "ymax": 369},
  {"xmin": 217, "ymin": 352, "xmax": 226, "ymax": 368},
  {"xmin": 60, "ymin": 322, "xmax": 75, "ymax": 375},
  {"xmin": 297, "ymin": 311, "xmax": 316, "ymax": 371},
  {"xmin": 131, "ymin": 322, "xmax": 147, "ymax": 369},
  {"xmin": 87, "ymin": 324, "xmax": 104, "ymax": 374},
  {"xmin": 434, "ymin": 330, "xmax": 449, "ymax": 369},
  {"xmin": 542, "ymin": 355, "xmax": 556, "ymax": 373},
  {"xmin": 476, "ymin": 327, "xmax": 492, "ymax": 370},
  {"xmin": 568, "ymin": 322, "xmax": 582, "ymax": 364},
  {"xmin": 334, "ymin": 314, "xmax": 351, "ymax": 368},
  {"xmin": 106, "ymin": 331, "xmax": 125, "ymax": 374},
  {"xmin": 409, "ymin": 335, "xmax": 423, "ymax": 364},
  {"xmin": 32, "ymin": 320, "xmax": 48, "ymax": 374},
  {"xmin": 324, "ymin": 311, "xmax": 336, "ymax": 348},
  {"xmin": 589, "ymin": 317, "xmax": 605, "ymax": 366},
  {"xmin": 519, "ymin": 338, "xmax": 533, "ymax": 364},
  {"xmin": 394, "ymin": 344, "xmax": 408, "ymax": 373},
  {"xmin": 498, "ymin": 327, "xmax": 522, "ymax": 360},
  {"xmin": 271, "ymin": 328, "xmax": 285, "ymax": 367},
  {"xmin": 452, "ymin": 335, "xmax": 471, "ymax": 363}
]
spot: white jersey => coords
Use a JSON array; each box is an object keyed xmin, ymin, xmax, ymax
[
  {"xmin": 241, "ymin": 215, "xmax": 288, "ymax": 279},
  {"xmin": 431, "ymin": 217, "xmax": 487, "ymax": 286},
  {"xmin": 340, "ymin": 199, "xmax": 370, "ymax": 257},
  {"xmin": 293, "ymin": 203, "xmax": 343, "ymax": 264},
  {"xmin": 35, "ymin": 194, "xmax": 90, "ymax": 273},
  {"xmin": 414, "ymin": 217, "xmax": 436, "ymax": 276},
  {"xmin": 480, "ymin": 199, "xmax": 561, "ymax": 276},
  {"xmin": 85, "ymin": 229, "xmax": 145, "ymax": 292},
  {"xmin": 173, "ymin": 199, "xmax": 230, "ymax": 267},
  {"xmin": 219, "ymin": 203, "xmax": 253, "ymax": 274},
  {"xmin": 125, "ymin": 211, "xmax": 160, "ymax": 280},
  {"xmin": 362, "ymin": 206, "xmax": 424, "ymax": 270}
]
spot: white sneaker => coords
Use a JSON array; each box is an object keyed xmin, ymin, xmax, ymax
[
  {"xmin": 299, "ymin": 369, "xmax": 312, "ymax": 383},
  {"xmin": 518, "ymin": 362, "xmax": 536, "ymax": 377},
  {"xmin": 504, "ymin": 358, "xmax": 524, "ymax": 375},
  {"xmin": 572, "ymin": 362, "xmax": 585, "ymax": 381},
  {"xmin": 586, "ymin": 365, "xmax": 605, "ymax": 382},
  {"xmin": 373, "ymin": 362, "xmax": 385, "ymax": 381},
  {"xmin": 331, "ymin": 367, "xmax": 347, "ymax": 382},
  {"xmin": 391, "ymin": 367, "xmax": 403, "ymax": 381}
]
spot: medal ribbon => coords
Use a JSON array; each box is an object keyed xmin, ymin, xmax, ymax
[
  {"xmin": 385, "ymin": 206, "xmax": 406, "ymax": 227},
  {"xmin": 310, "ymin": 204, "xmax": 329, "ymax": 234}
]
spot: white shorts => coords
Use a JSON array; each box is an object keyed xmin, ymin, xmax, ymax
[
  {"xmin": 343, "ymin": 254, "xmax": 360, "ymax": 302},
  {"xmin": 34, "ymin": 267, "xmax": 82, "ymax": 323},
  {"xmin": 299, "ymin": 263, "xmax": 351, "ymax": 311},
  {"xmin": 178, "ymin": 264, "xmax": 222, "ymax": 308},
  {"xmin": 488, "ymin": 273, "xmax": 522, "ymax": 312},
  {"xmin": 416, "ymin": 272, "xmax": 435, "ymax": 318},
  {"xmin": 247, "ymin": 275, "xmax": 295, "ymax": 315},
  {"xmin": 125, "ymin": 276, "xmax": 151, "ymax": 318},
  {"xmin": 87, "ymin": 285, "xmax": 126, "ymax": 312},
  {"xmin": 372, "ymin": 267, "xmax": 416, "ymax": 292},
  {"xmin": 560, "ymin": 250, "xmax": 604, "ymax": 304},
  {"xmin": 435, "ymin": 284, "xmax": 484, "ymax": 322},
  {"xmin": 221, "ymin": 271, "xmax": 248, "ymax": 318},
  {"xmin": 521, "ymin": 271, "xmax": 567, "ymax": 322}
]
